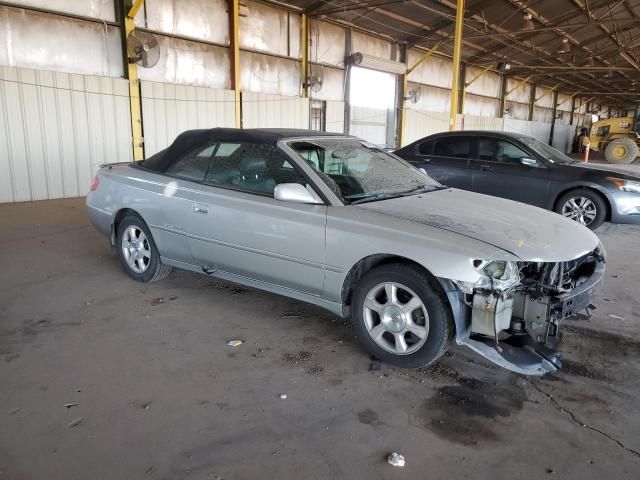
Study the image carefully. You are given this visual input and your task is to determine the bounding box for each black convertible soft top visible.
[139,128,349,172]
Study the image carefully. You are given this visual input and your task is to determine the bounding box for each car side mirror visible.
[520,157,538,167]
[274,183,323,205]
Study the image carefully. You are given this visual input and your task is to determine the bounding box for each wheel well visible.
[111,208,140,245]
[553,187,611,222]
[341,254,442,308]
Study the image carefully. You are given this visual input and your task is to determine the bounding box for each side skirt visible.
[160,257,344,317]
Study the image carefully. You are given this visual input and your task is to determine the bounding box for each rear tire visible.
[555,189,607,230]
[116,214,172,282]
[351,263,453,368]
[604,138,638,164]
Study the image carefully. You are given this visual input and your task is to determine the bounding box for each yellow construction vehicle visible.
[589,107,640,164]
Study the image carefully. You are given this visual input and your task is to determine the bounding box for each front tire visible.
[555,189,606,230]
[604,138,638,164]
[351,263,453,368]
[117,214,172,282]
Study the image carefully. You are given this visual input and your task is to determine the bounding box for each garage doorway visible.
[349,67,397,147]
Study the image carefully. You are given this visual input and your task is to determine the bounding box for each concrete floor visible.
[1,198,639,480]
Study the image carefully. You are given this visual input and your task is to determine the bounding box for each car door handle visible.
[193,204,208,214]
[480,165,492,172]
[421,157,431,163]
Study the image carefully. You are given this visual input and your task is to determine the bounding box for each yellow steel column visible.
[399,41,443,146]
[448,0,465,131]
[125,0,144,160]
[229,0,241,128]
[301,13,308,97]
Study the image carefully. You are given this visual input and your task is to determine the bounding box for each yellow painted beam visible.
[125,1,144,161]
[301,13,308,98]
[406,41,444,75]
[465,63,493,87]
[556,92,577,108]
[399,41,442,146]
[505,74,533,97]
[449,0,465,131]
[535,82,561,103]
[229,0,241,128]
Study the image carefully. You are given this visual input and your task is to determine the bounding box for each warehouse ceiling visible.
[282,0,640,106]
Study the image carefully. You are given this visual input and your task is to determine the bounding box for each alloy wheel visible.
[362,282,429,355]
[121,225,151,273]
[561,196,597,226]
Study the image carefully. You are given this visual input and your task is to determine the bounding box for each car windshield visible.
[519,137,575,164]
[288,138,442,203]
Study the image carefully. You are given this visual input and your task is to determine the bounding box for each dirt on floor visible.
[0,198,639,480]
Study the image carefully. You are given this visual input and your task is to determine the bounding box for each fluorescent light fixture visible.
[349,52,407,75]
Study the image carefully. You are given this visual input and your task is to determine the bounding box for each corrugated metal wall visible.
[552,124,573,153]
[0,66,131,202]
[404,110,449,145]
[350,106,389,145]
[325,100,345,134]
[503,118,552,144]
[140,80,236,157]
[241,92,309,129]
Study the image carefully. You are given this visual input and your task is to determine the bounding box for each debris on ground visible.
[9,408,20,415]
[227,340,243,347]
[369,361,382,372]
[607,314,624,320]
[64,403,78,409]
[279,393,287,399]
[387,452,405,467]
[67,417,83,428]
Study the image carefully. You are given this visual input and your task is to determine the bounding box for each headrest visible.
[240,157,266,174]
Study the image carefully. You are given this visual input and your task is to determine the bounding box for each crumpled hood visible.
[356,188,600,262]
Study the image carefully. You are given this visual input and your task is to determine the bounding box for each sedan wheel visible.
[351,263,452,368]
[561,196,597,226]
[116,214,172,282]
[363,282,429,355]
[121,225,151,273]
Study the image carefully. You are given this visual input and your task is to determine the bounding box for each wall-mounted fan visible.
[127,30,160,68]
[307,65,324,93]
[406,86,422,104]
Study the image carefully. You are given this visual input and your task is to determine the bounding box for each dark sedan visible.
[395,130,640,229]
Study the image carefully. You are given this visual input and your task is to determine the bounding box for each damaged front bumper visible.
[440,252,605,376]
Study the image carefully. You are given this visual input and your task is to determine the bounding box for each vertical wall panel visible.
[140,80,237,157]
[350,105,389,145]
[242,92,309,129]
[403,110,449,146]
[461,114,504,131]
[503,118,552,144]
[552,124,573,153]
[325,100,345,133]
[0,66,132,203]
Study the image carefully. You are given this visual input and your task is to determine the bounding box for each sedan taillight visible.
[90,176,100,191]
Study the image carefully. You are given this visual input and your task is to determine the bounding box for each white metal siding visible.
[0,66,131,203]
[503,118,552,144]
[552,124,573,153]
[242,92,309,129]
[140,80,236,157]
[350,105,388,145]
[403,109,449,146]
[325,100,345,133]
[461,114,504,131]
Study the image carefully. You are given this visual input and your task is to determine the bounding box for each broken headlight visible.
[474,260,521,291]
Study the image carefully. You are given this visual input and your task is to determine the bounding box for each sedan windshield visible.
[288,138,442,203]
[520,137,575,164]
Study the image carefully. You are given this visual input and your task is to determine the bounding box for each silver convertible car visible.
[87,128,605,375]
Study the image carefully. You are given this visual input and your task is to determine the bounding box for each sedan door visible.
[185,142,327,296]
[470,136,550,207]
[408,136,473,190]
